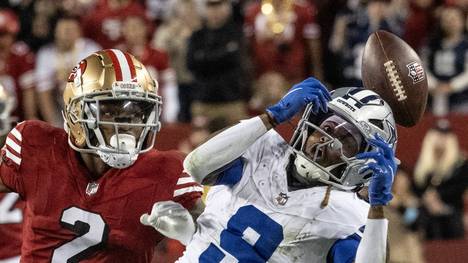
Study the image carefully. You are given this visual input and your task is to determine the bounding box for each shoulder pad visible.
[2,121,65,168]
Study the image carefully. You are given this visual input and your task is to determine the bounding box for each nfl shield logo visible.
[276,192,289,206]
[406,62,425,84]
[86,182,99,196]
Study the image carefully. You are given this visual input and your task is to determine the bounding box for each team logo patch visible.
[275,192,289,206]
[406,61,425,84]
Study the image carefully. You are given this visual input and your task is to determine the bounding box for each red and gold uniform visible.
[0,120,202,262]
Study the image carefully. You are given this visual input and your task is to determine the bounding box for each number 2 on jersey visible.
[51,207,109,263]
[200,205,283,263]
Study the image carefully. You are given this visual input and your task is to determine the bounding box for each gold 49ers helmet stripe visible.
[105,49,137,82]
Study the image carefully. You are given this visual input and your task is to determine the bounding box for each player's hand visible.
[266,77,331,124]
[140,201,195,245]
[356,134,397,206]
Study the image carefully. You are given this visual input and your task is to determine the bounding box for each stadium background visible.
[0,0,467,262]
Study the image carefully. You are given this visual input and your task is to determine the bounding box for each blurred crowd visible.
[0,0,466,127]
[386,119,468,263]
[0,0,467,262]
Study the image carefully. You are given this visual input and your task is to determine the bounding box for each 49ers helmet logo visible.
[67,60,87,84]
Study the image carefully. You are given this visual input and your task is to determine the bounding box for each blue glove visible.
[356,134,397,206]
[266,77,331,124]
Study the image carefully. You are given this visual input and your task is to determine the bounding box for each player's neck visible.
[79,152,111,180]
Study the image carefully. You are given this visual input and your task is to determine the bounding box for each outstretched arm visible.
[184,114,273,185]
[354,135,396,263]
[354,206,389,263]
[184,78,331,185]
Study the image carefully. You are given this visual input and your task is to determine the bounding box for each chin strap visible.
[97,134,139,169]
[97,150,138,169]
[293,152,345,183]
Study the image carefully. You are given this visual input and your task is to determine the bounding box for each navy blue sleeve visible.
[327,231,362,263]
[214,158,244,186]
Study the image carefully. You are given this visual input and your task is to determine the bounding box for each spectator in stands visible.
[413,120,468,240]
[178,116,228,154]
[145,0,175,23]
[248,71,288,115]
[423,5,468,116]
[244,0,323,83]
[388,167,424,263]
[82,0,146,48]
[329,0,404,87]
[187,0,249,125]
[0,9,37,121]
[20,0,57,51]
[403,0,436,52]
[121,15,179,123]
[60,0,98,17]
[35,16,101,126]
[154,0,201,123]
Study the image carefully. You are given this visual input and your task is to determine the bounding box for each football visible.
[361,30,428,127]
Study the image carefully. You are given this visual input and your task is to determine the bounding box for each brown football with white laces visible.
[361,30,428,127]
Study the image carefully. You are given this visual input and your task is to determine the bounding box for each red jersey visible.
[0,192,23,259]
[82,1,146,48]
[0,42,35,120]
[0,120,203,262]
[244,1,320,82]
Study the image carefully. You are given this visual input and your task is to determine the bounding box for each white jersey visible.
[178,130,369,263]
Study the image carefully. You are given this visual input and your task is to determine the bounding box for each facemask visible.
[293,153,345,185]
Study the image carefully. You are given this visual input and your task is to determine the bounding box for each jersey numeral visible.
[0,193,22,224]
[199,205,284,262]
[51,207,109,263]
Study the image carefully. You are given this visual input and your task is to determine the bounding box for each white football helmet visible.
[63,49,162,169]
[290,87,397,190]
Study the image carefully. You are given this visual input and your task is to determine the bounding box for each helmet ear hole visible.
[369,119,384,130]
[362,172,373,180]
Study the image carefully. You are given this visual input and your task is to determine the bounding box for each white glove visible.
[140,201,196,245]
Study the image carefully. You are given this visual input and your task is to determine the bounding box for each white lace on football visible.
[384,60,407,102]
